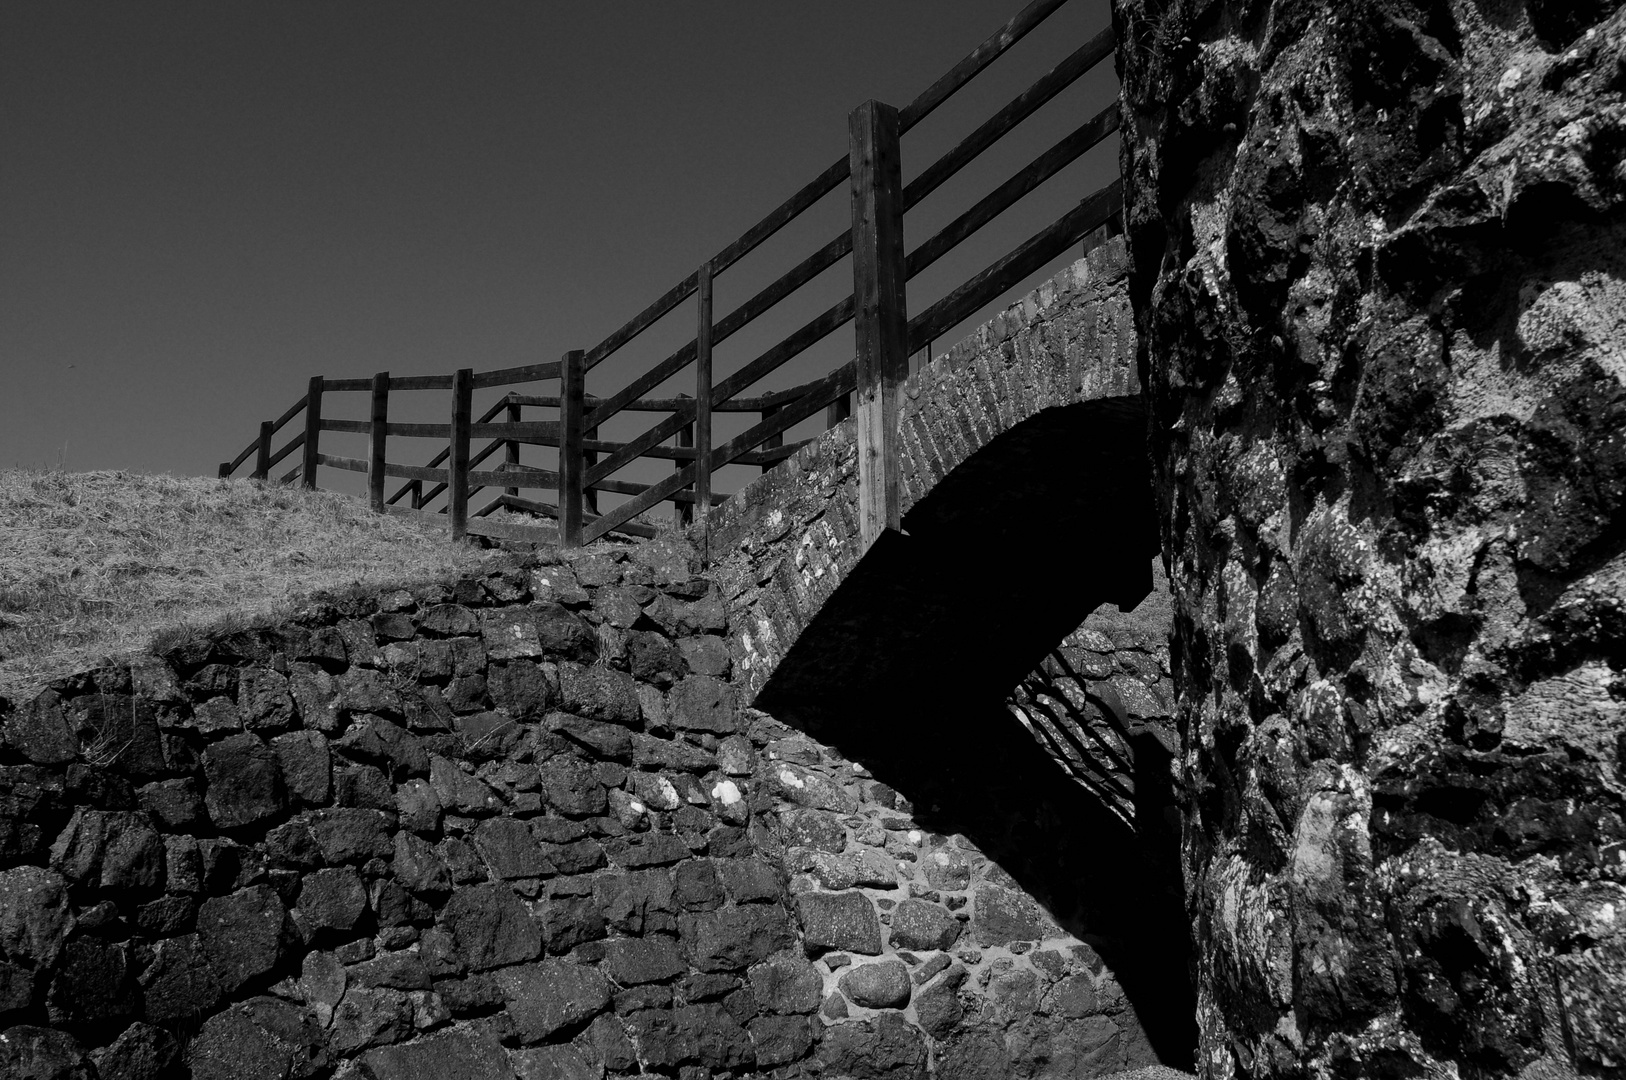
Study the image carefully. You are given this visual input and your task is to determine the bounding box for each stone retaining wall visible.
[0,542,1171,1079]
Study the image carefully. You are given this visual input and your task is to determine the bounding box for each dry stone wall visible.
[0,541,1173,1080]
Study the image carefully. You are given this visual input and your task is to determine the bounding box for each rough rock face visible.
[1117,0,1626,1076]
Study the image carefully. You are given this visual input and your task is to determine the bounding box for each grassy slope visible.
[0,470,504,703]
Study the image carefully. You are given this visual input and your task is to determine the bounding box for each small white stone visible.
[1498,66,1522,93]
[907,830,923,845]
[629,800,646,815]
[779,768,806,789]
[711,780,742,806]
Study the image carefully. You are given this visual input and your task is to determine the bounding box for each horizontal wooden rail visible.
[384,422,451,439]
[897,0,1069,133]
[322,379,373,392]
[907,103,1119,279]
[709,363,856,472]
[315,453,368,474]
[384,398,508,506]
[224,393,308,474]
[320,418,372,434]
[908,179,1122,351]
[388,374,456,391]
[473,361,562,389]
[466,464,558,489]
[266,431,305,471]
[381,462,449,483]
[902,26,1114,212]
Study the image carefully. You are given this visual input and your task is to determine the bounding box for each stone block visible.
[631,733,714,773]
[816,1013,927,1079]
[202,733,286,830]
[298,867,368,933]
[443,882,542,971]
[393,778,441,835]
[748,950,821,1014]
[889,900,962,952]
[473,817,551,879]
[749,1013,815,1067]
[537,758,608,817]
[188,997,328,1080]
[1,692,77,765]
[428,755,500,816]
[337,669,403,717]
[769,763,855,813]
[606,832,690,869]
[538,895,604,955]
[495,960,612,1044]
[623,1003,753,1070]
[359,1028,514,1080]
[91,1021,180,1080]
[238,668,295,733]
[417,603,478,637]
[487,660,554,720]
[605,937,687,986]
[532,603,597,661]
[915,979,964,1038]
[511,1044,601,1080]
[138,933,221,1023]
[270,731,331,808]
[392,830,450,894]
[480,608,544,659]
[330,985,413,1055]
[337,716,427,779]
[552,713,632,761]
[47,937,136,1029]
[796,891,882,956]
[197,885,294,994]
[680,906,796,972]
[972,884,1055,946]
[669,676,738,734]
[308,808,394,864]
[557,664,640,727]
[839,958,912,1009]
[0,1025,90,1080]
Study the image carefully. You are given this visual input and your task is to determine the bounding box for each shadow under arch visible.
[753,396,1196,1069]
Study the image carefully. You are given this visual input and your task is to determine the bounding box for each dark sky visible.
[2,2,1118,501]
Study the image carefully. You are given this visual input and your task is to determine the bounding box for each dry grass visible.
[0,470,504,704]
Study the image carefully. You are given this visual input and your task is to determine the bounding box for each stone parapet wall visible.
[704,240,1144,702]
[0,541,1171,1079]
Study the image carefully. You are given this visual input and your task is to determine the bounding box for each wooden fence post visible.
[449,368,473,541]
[253,421,273,481]
[504,397,521,499]
[759,405,781,473]
[695,260,713,539]
[409,480,423,510]
[369,371,389,512]
[558,350,585,547]
[849,99,908,546]
[301,376,324,490]
[675,413,695,529]
[584,423,600,515]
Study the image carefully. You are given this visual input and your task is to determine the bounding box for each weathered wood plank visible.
[253,421,274,480]
[850,99,909,545]
[384,374,455,391]
[226,392,308,474]
[449,368,473,541]
[695,261,713,529]
[583,462,694,544]
[381,462,449,483]
[557,350,585,547]
[469,420,560,441]
[369,371,389,512]
[466,465,559,489]
[320,419,372,434]
[906,103,1119,279]
[266,430,305,470]
[322,378,372,392]
[504,401,521,498]
[583,273,698,372]
[710,363,855,471]
[907,179,1122,351]
[902,28,1114,210]
[315,453,368,473]
[471,361,562,389]
[302,377,324,490]
[384,422,451,438]
[898,0,1071,132]
[464,517,564,544]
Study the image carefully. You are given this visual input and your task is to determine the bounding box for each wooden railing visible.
[221,0,1123,551]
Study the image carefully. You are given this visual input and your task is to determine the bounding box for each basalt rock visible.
[1117,0,1626,1074]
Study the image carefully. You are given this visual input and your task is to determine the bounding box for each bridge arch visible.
[706,239,1196,1070]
